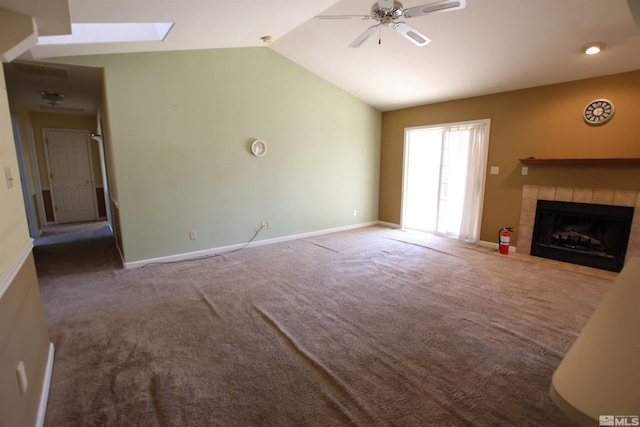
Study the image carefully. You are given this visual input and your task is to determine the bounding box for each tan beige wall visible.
[380,70,640,245]
[1,64,51,427]
[0,255,50,427]
[0,63,30,274]
[0,8,35,62]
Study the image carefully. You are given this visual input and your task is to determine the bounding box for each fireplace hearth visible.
[531,200,634,272]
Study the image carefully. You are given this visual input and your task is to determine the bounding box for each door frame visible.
[11,118,39,237]
[43,128,99,224]
[26,124,47,229]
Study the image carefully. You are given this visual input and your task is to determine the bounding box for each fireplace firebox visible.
[531,200,634,272]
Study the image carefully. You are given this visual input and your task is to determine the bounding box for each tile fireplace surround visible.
[516,185,640,263]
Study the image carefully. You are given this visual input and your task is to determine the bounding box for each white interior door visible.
[45,129,97,224]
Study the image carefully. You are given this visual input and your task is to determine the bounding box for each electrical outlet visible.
[490,166,499,175]
[189,230,197,240]
[16,361,28,394]
[353,209,357,216]
[261,221,272,229]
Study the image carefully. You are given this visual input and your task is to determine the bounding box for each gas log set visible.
[551,225,604,254]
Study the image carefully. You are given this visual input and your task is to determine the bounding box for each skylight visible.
[37,23,174,45]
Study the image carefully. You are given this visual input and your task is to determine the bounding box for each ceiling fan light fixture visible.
[584,42,606,55]
[40,91,64,105]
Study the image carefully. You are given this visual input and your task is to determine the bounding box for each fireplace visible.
[516,186,640,273]
[530,200,634,272]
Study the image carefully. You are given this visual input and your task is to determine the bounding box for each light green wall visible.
[60,47,381,263]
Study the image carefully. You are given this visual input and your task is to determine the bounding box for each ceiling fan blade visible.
[315,14,373,20]
[403,0,467,18]
[393,22,431,46]
[349,25,379,48]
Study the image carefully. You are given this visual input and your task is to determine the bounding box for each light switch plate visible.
[490,166,499,175]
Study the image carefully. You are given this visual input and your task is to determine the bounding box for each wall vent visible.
[12,62,71,80]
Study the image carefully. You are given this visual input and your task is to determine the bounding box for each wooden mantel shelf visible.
[518,157,640,166]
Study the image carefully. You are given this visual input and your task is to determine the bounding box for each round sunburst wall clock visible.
[583,99,615,126]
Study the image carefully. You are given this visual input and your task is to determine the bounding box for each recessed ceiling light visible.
[584,42,606,55]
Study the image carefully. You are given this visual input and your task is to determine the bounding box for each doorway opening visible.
[4,61,114,241]
[402,120,490,242]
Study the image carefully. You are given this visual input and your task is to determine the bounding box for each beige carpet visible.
[34,226,613,426]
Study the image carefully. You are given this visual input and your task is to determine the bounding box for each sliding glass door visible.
[402,120,490,242]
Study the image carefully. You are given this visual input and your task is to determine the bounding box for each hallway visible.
[33,221,120,277]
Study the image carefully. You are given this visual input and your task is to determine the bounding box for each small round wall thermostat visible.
[583,99,614,126]
[251,139,267,157]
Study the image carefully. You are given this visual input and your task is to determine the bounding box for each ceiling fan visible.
[316,0,466,48]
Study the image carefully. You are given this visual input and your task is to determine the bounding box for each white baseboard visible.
[124,221,381,269]
[36,343,55,427]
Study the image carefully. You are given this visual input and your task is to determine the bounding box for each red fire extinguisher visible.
[498,227,514,254]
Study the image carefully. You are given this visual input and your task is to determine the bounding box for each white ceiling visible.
[2,0,640,113]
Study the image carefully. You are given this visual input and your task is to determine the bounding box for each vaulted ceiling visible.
[2,0,640,114]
